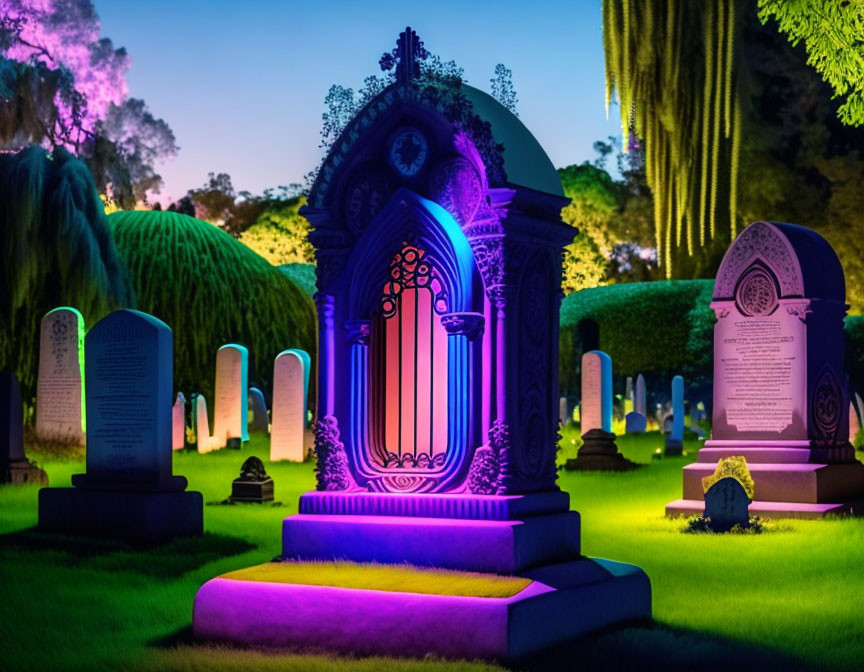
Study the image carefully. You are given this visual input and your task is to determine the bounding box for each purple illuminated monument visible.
[193,28,650,661]
[667,221,864,518]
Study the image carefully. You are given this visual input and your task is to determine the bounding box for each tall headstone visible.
[624,376,634,415]
[270,350,306,462]
[190,393,213,453]
[248,387,269,433]
[558,397,568,426]
[36,307,85,445]
[2,372,48,485]
[172,392,186,451]
[567,351,637,471]
[212,344,249,446]
[39,309,203,542]
[667,221,864,518]
[666,375,684,456]
[635,374,647,416]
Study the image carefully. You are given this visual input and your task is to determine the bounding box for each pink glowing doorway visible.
[370,244,449,469]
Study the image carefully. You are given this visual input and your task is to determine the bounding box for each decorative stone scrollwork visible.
[429,157,484,227]
[715,222,803,299]
[441,312,485,341]
[812,367,842,445]
[487,420,511,494]
[735,266,779,317]
[343,320,371,346]
[470,236,507,306]
[381,243,449,317]
[786,302,812,321]
[467,446,500,495]
[344,170,392,237]
[314,416,353,491]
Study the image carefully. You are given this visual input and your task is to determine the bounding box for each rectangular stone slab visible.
[193,557,651,662]
[282,512,581,573]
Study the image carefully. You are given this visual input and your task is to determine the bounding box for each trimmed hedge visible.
[109,211,316,405]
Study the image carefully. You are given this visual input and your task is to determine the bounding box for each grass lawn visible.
[1,430,863,671]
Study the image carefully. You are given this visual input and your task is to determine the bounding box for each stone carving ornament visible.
[714,222,803,299]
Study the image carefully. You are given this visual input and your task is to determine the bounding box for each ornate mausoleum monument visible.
[667,221,864,518]
[194,29,650,660]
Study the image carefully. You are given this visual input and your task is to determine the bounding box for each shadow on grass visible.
[518,620,816,672]
[0,528,255,578]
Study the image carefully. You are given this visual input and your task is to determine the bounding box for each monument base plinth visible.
[566,429,639,471]
[193,557,651,662]
[3,459,48,485]
[38,488,203,543]
[230,478,274,503]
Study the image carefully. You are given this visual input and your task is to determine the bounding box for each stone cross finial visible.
[380,26,427,83]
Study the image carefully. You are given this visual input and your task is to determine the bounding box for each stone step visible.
[682,461,864,503]
[282,512,581,574]
[695,446,814,464]
[666,498,856,520]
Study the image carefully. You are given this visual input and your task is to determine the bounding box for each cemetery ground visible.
[1,432,862,672]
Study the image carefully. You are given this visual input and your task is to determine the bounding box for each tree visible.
[238,195,314,266]
[757,0,864,127]
[0,0,177,205]
[490,63,518,116]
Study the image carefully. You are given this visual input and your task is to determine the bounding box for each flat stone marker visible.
[229,456,274,503]
[635,374,646,416]
[666,375,684,456]
[36,307,85,445]
[248,387,269,432]
[271,350,306,462]
[625,411,647,434]
[172,392,186,451]
[703,477,751,532]
[39,309,202,542]
[213,344,249,446]
[2,372,48,485]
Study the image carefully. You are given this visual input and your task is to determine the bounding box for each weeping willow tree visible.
[109,210,316,406]
[0,146,134,417]
[603,0,742,277]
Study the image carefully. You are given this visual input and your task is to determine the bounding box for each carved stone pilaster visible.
[441,312,484,341]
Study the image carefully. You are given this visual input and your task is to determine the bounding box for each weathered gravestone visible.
[38,309,203,542]
[213,344,249,447]
[665,375,685,456]
[703,478,751,532]
[2,372,48,485]
[172,392,186,451]
[189,393,213,453]
[667,221,864,518]
[625,411,647,434]
[248,387,269,432]
[567,351,637,470]
[36,307,85,445]
[635,374,647,416]
[624,376,634,415]
[559,397,568,426]
[270,350,307,462]
[229,456,274,503]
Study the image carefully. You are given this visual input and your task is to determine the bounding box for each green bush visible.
[109,211,316,405]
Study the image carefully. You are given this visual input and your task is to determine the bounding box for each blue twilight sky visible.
[96,0,622,203]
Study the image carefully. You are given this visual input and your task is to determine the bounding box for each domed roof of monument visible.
[459,84,564,197]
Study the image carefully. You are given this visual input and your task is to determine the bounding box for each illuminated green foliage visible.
[109,210,316,403]
[758,0,864,127]
[238,195,314,266]
[0,146,132,414]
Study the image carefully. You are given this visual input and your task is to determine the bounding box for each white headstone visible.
[212,344,249,446]
[172,392,186,451]
[248,387,269,432]
[36,307,85,445]
[580,351,612,434]
[191,393,214,454]
[270,350,306,462]
[74,309,183,490]
[635,374,647,416]
[559,397,568,426]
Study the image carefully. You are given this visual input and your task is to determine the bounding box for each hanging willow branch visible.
[603,0,741,276]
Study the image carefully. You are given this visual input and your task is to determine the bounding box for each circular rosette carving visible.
[344,169,392,237]
[812,367,842,443]
[735,266,779,317]
[429,157,484,227]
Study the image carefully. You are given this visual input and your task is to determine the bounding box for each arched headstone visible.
[270,351,306,462]
[248,387,269,433]
[36,307,85,445]
[172,392,186,451]
[2,372,48,484]
[213,344,249,446]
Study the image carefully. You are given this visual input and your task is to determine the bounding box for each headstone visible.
[172,392,186,451]
[39,309,203,542]
[666,375,684,456]
[635,374,647,416]
[271,350,306,462]
[248,387,269,432]
[624,377,634,415]
[2,372,48,485]
[190,393,213,453]
[229,456,274,503]
[850,401,860,443]
[625,411,647,434]
[703,477,751,532]
[567,351,637,471]
[558,397,568,426]
[36,307,85,445]
[212,344,249,446]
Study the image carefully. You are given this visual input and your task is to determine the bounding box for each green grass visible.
[1,430,863,671]
[221,561,531,597]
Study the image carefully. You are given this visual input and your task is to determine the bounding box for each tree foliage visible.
[757,0,864,127]
[490,63,518,116]
[0,145,133,412]
[109,210,317,405]
[238,195,314,266]
[0,0,177,206]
